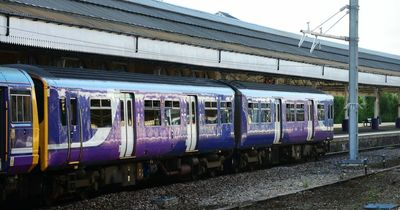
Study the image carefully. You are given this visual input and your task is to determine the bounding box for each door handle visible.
[23,129,26,135]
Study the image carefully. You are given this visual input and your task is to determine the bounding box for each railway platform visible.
[334,122,397,135]
[331,122,400,153]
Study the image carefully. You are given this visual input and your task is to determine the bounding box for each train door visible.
[273,99,282,144]
[306,100,315,141]
[64,92,82,164]
[186,96,198,152]
[8,89,34,159]
[0,88,7,172]
[119,93,135,158]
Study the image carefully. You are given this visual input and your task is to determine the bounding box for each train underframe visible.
[0,140,330,203]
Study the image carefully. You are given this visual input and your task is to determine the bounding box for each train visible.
[0,64,334,200]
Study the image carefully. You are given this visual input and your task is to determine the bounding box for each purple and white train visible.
[0,64,333,199]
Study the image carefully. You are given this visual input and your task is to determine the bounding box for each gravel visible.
[250,169,400,209]
[41,147,400,210]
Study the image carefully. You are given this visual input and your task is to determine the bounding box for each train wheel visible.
[190,166,200,181]
[209,169,217,178]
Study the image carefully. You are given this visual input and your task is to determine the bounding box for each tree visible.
[334,96,345,124]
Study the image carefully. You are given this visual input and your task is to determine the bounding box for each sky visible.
[163,0,400,56]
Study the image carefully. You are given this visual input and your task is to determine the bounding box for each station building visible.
[1,0,400,126]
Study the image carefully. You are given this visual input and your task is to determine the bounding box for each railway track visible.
[224,145,400,210]
[244,162,400,209]
[20,140,398,210]
[327,143,400,156]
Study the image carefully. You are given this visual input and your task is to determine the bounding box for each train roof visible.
[4,64,228,88]
[2,65,331,97]
[227,81,327,95]
[0,67,33,86]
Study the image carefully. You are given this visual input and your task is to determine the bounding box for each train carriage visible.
[4,65,236,171]
[227,81,334,166]
[0,64,334,200]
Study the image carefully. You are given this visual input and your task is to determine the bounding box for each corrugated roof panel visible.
[11,0,299,47]
[3,0,400,72]
[82,0,301,45]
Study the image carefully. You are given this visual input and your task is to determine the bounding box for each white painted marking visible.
[334,130,400,139]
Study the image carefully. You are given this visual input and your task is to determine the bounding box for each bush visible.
[333,93,398,123]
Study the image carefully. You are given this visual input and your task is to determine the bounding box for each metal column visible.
[348,0,359,161]
[342,85,350,132]
[373,88,380,119]
[372,88,380,130]
[396,94,400,128]
[345,85,349,120]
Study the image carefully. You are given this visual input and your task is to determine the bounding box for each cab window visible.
[10,90,32,123]
[317,104,325,121]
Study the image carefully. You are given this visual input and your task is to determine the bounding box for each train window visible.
[59,98,67,126]
[286,103,295,122]
[165,100,181,125]
[296,104,305,121]
[187,101,196,124]
[70,98,78,126]
[144,100,161,126]
[91,99,101,107]
[120,100,125,126]
[327,104,330,119]
[221,101,232,124]
[205,101,218,124]
[10,90,32,123]
[276,103,281,122]
[127,101,132,126]
[90,99,112,128]
[260,103,271,123]
[248,102,258,124]
[102,99,111,107]
[317,104,325,121]
[328,104,334,119]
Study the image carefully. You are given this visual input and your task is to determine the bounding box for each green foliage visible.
[358,96,374,122]
[380,93,398,122]
[333,93,398,123]
[334,96,345,124]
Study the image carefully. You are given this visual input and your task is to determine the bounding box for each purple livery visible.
[0,65,334,200]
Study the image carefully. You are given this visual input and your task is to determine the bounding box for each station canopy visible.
[1,0,400,73]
